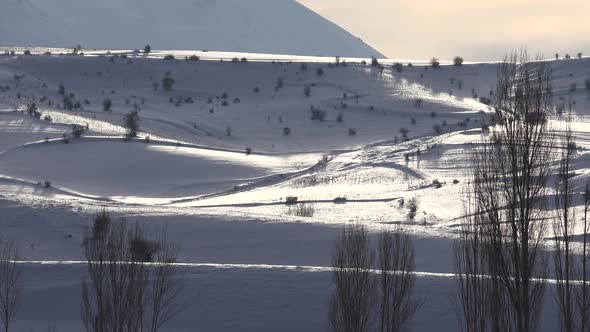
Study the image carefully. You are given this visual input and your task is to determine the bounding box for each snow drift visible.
[0,0,384,58]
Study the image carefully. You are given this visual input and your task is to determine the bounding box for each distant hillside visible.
[0,0,384,58]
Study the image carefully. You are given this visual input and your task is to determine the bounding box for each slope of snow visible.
[0,51,589,331]
[0,0,383,58]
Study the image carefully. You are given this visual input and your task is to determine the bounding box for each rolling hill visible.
[0,0,384,57]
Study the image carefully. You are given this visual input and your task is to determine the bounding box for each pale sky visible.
[297,0,590,61]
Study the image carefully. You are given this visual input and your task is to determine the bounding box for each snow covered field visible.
[0,48,589,330]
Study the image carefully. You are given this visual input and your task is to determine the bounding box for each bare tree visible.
[465,50,554,332]
[147,228,183,332]
[552,114,577,332]
[0,239,22,332]
[124,111,140,138]
[81,212,182,332]
[454,193,490,332]
[378,226,419,332]
[45,321,57,332]
[454,190,509,332]
[329,223,376,332]
[578,183,590,332]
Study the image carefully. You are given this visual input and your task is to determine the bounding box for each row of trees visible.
[329,224,419,332]
[0,211,184,332]
[81,211,182,332]
[454,50,589,332]
[328,50,586,332]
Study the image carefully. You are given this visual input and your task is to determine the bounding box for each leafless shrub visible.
[310,106,327,122]
[407,198,418,220]
[304,85,311,97]
[399,127,409,138]
[333,197,348,204]
[430,58,440,69]
[287,203,315,217]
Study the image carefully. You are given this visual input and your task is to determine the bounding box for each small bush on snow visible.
[310,106,326,122]
[124,110,140,138]
[432,179,442,188]
[430,57,440,69]
[400,127,409,138]
[407,198,419,220]
[287,203,315,218]
[333,197,347,204]
[161,76,175,91]
[103,99,112,112]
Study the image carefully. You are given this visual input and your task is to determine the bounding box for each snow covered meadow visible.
[0,47,589,331]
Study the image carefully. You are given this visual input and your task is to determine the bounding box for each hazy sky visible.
[297,0,590,61]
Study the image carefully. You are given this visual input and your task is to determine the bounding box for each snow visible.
[0,49,589,330]
[0,0,383,58]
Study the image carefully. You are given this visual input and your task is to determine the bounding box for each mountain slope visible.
[0,0,384,58]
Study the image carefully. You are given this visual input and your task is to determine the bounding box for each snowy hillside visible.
[0,0,383,58]
[0,49,589,331]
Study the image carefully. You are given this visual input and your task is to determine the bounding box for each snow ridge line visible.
[10,260,455,278]
[9,260,569,284]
